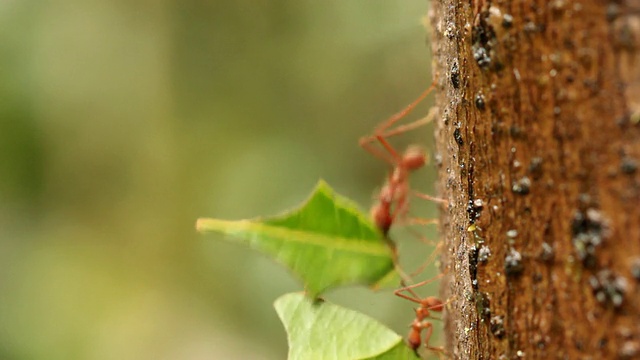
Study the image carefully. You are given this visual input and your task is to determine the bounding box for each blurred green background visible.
[0,1,442,359]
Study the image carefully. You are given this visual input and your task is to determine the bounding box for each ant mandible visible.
[359,81,446,236]
[395,276,447,357]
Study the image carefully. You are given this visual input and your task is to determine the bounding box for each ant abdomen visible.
[408,319,423,351]
[371,202,392,235]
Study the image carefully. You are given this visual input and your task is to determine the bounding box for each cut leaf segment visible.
[197,180,397,297]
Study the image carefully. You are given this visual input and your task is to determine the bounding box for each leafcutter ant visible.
[395,275,449,358]
[359,82,447,281]
[359,81,446,236]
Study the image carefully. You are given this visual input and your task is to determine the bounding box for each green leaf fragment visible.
[274,292,418,360]
[197,180,396,297]
[361,342,420,360]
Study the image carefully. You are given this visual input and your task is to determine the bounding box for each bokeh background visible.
[0,1,442,359]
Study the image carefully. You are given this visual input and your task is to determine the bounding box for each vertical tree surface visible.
[430,1,640,359]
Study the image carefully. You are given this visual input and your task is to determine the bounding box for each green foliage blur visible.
[0,1,440,359]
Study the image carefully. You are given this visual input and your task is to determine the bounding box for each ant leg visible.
[359,82,436,163]
[422,322,435,349]
[363,106,438,169]
[359,138,398,165]
[379,105,439,140]
[359,131,413,173]
[401,223,439,247]
[422,322,446,359]
[405,217,439,227]
[394,273,444,304]
[384,238,415,285]
[413,191,448,206]
[408,240,444,277]
[390,211,439,246]
[359,126,404,167]
[378,215,441,277]
[375,82,436,135]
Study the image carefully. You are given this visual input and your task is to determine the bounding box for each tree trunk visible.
[430,1,640,359]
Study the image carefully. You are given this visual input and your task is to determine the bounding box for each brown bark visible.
[430,1,640,359]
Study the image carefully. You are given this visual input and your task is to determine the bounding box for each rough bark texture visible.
[430,1,640,359]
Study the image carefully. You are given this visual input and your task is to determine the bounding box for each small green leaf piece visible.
[274,292,418,360]
[196,180,395,297]
[361,342,421,360]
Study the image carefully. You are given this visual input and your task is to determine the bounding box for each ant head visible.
[402,145,427,171]
[423,296,444,312]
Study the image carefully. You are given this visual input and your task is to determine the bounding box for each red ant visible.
[360,83,450,356]
[359,82,447,281]
[395,275,449,358]
[359,81,447,236]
